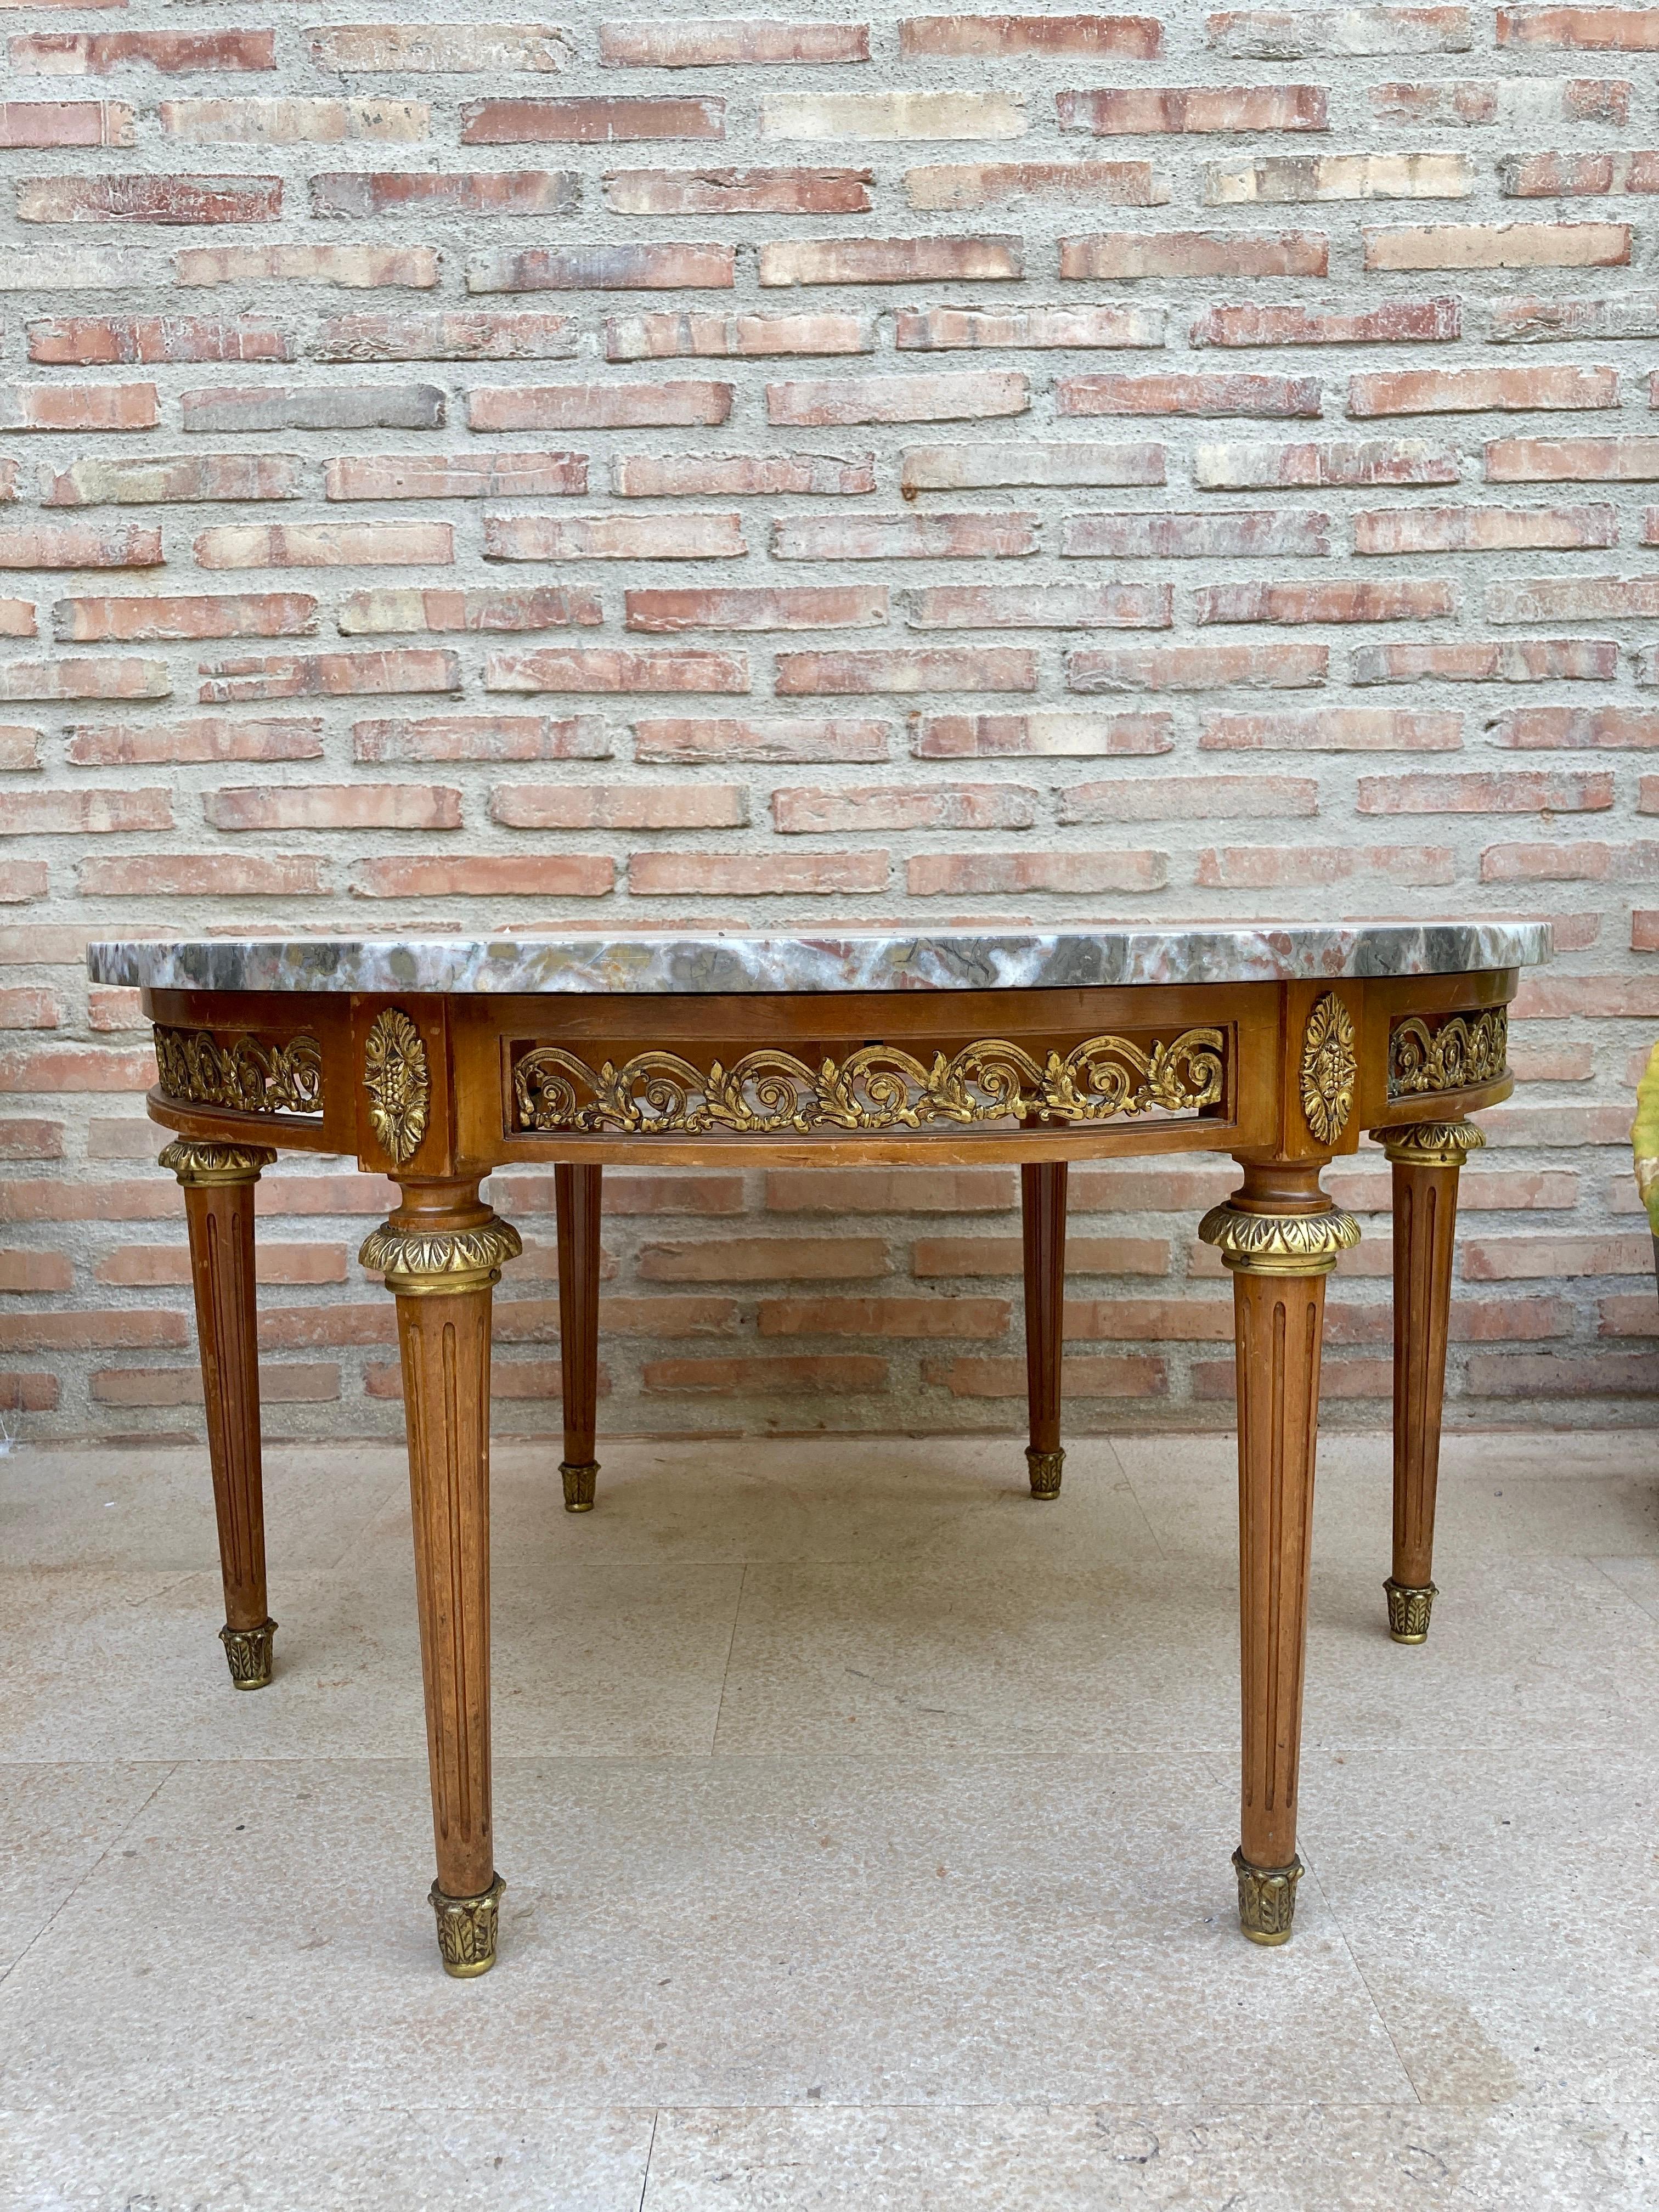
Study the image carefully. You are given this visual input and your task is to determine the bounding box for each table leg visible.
[1201,1164,1359,1944]
[162,1140,279,1690]
[1379,1121,1483,1645]
[1021,1160,1068,1498]
[556,1163,602,1513]
[362,1181,522,1977]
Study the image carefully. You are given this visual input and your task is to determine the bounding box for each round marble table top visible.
[89,921,1551,998]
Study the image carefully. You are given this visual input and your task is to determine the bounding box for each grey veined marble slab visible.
[87,921,1550,997]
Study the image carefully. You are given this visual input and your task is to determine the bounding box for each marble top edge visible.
[88,922,1552,996]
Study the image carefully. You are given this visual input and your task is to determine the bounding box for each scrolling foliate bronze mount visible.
[153,1026,323,1117]
[1387,1007,1508,1099]
[511,1028,1227,1137]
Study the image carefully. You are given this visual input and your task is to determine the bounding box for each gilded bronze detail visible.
[1388,1007,1508,1099]
[1378,1120,1487,1169]
[1299,992,1357,1147]
[220,1617,277,1690]
[513,1028,1226,1137]
[360,1216,522,1297]
[430,1872,504,1978]
[160,1138,278,1187]
[1199,1201,1361,1277]
[561,1459,599,1513]
[154,1026,322,1116]
[364,1007,430,1166]
[1233,1849,1302,1945]
[1026,1446,1064,1500]
[1385,1578,1436,1644]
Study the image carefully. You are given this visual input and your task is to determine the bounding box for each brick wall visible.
[1,3,1656,1438]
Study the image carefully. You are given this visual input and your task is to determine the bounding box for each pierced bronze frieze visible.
[511,1029,1227,1136]
[1387,1008,1508,1099]
[153,1025,323,1116]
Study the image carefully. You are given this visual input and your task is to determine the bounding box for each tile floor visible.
[1,1427,1657,2209]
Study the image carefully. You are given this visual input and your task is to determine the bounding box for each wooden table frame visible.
[134,963,1515,1975]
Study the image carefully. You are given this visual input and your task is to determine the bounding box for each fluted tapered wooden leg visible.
[1022,1160,1068,1498]
[1380,1121,1482,1644]
[362,1181,521,1977]
[165,1140,278,1690]
[556,1162,602,1513]
[1201,1164,1359,1945]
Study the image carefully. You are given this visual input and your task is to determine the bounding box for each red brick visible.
[16,174,280,224]
[0,784,171,837]
[1060,230,1328,278]
[1365,221,1630,268]
[629,853,889,896]
[1497,5,1659,47]
[1483,841,1659,882]
[0,729,43,774]
[350,856,614,899]
[0,1374,57,1413]
[1350,364,1619,413]
[1355,502,1615,551]
[904,14,1161,55]
[79,853,327,897]
[1196,844,1455,887]
[1191,298,1461,345]
[1488,706,1659,747]
[0,658,169,703]
[1490,575,1659,621]
[772,512,1037,560]
[180,383,443,432]
[759,236,1023,285]
[1486,435,1659,480]
[0,989,60,1031]
[766,371,1028,425]
[312,310,577,362]
[605,311,870,359]
[627,586,886,632]
[1353,639,1617,682]
[895,304,1164,352]
[0,1310,187,1351]
[42,455,301,506]
[313,171,579,220]
[1058,85,1327,131]
[198,651,460,702]
[1058,370,1321,416]
[904,161,1165,210]
[1063,510,1330,556]
[353,713,609,763]
[633,716,891,764]
[483,512,744,561]
[0,1122,62,1160]
[0,101,134,149]
[904,583,1171,628]
[601,21,871,64]
[772,783,1035,832]
[10,33,275,76]
[0,1249,72,1290]
[0,1045,154,1094]
[613,453,876,496]
[0,523,161,571]
[776,648,1037,693]
[1061,772,1317,821]
[642,1353,888,1395]
[1069,641,1328,690]
[461,98,724,143]
[769,1168,1016,1214]
[1464,1233,1650,1280]
[491,783,747,830]
[1195,579,1455,623]
[759,1295,1009,1339]
[467,380,732,430]
[912,1232,1167,1272]
[913,709,1173,756]
[194,522,453,570]
[469,242,735,292]
[1359,768,1611,812]
[0,384,157,433]
[54,594,315,643]
[0,605,36,641]
[485,648,749,694]
[203,783,459,833]
[924,1352,1166,1398]
[907,849,1167,894]
[1201,707,1460,749]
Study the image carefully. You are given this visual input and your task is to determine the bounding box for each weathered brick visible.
[907,851,1167,894]
[313,311,577,362]
[1195,843,1455,885]
[1485,435,1659,480]
[761,92,1025,139]
[629,853,890,896]
[1489,576,1659,621]
[175,247,438,290]
[315,171,579,221]
[1496,5,1659,48]
[905,583,1170,629]
[602,22,871,66]
[198,650,459,702]
[1062,510,1330,556]
[1489,706,1659,747]
[461,97,723,143]
[468,380,732,430]
[492,782,745,830]
[1483,840,1659,881]
[0,384,157,433]
[772,512,1037,561]
[0,101,134,149]
[77,854,327,898]
[1365,221,1630,268]
[1358,768,1612,811]
[469,243,735,292]
[606,311,870,360]
[634,716,890,764]
[605,170,872,216]
[66,716,322,766]
[194,522,453,569]
[626,586,887,632]
[42,455,301,507]
[28,316,292,366]
[482,513,744,561]
[336,587,603,636]
[1191,298,1460,345]
[1492,294,1659,343]
[896,305,1163,352]
[1207,153,1472,202]
[1209,9,1475,57]
[772,783,1036,832]
[10,33,275,76]
[612,453,876,496]
[353,714,610,763]
[308,25,571,72]
[1350,364,1619,413]
[0,523,162,569]
[1194,437,1458,488]
[0,659,169,703]
[0,789,171,834]
[1061,772,1318,821]
[1201,706,1459,749]
[204,783,460,833]
[1354,503,1615,551]
[902,14,1161,55]
[352,856,613,899]
[485,647,749,694]
[1058,370,1322,416]
[16,174,281,225]
[159,98,431,144]
[1069,641,1329,690]
[776,648,1037,693]
[324,452,586,501]
[904,161,1165,210]
[1198,579,1455,622]
[768,373,1029,426]
[54,592,316,642]
[913,709,1173,756]
[759,237,1023,286]
[1060,230,1328,278]
[1353,639,1616,682]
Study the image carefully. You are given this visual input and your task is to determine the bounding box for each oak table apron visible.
[87,922,1548,1978]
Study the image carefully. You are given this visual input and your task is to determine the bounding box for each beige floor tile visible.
[0,1754,1410,2112]
[0,2097,653,2212]
[641,2099,1658,2212]
[1306,1749,1659,2110]
[0,1762,173,1973]
[0,1442,405,1573]
[0,1561,742,1761]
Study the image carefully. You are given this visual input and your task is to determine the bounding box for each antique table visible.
[87,921,1548,1976]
